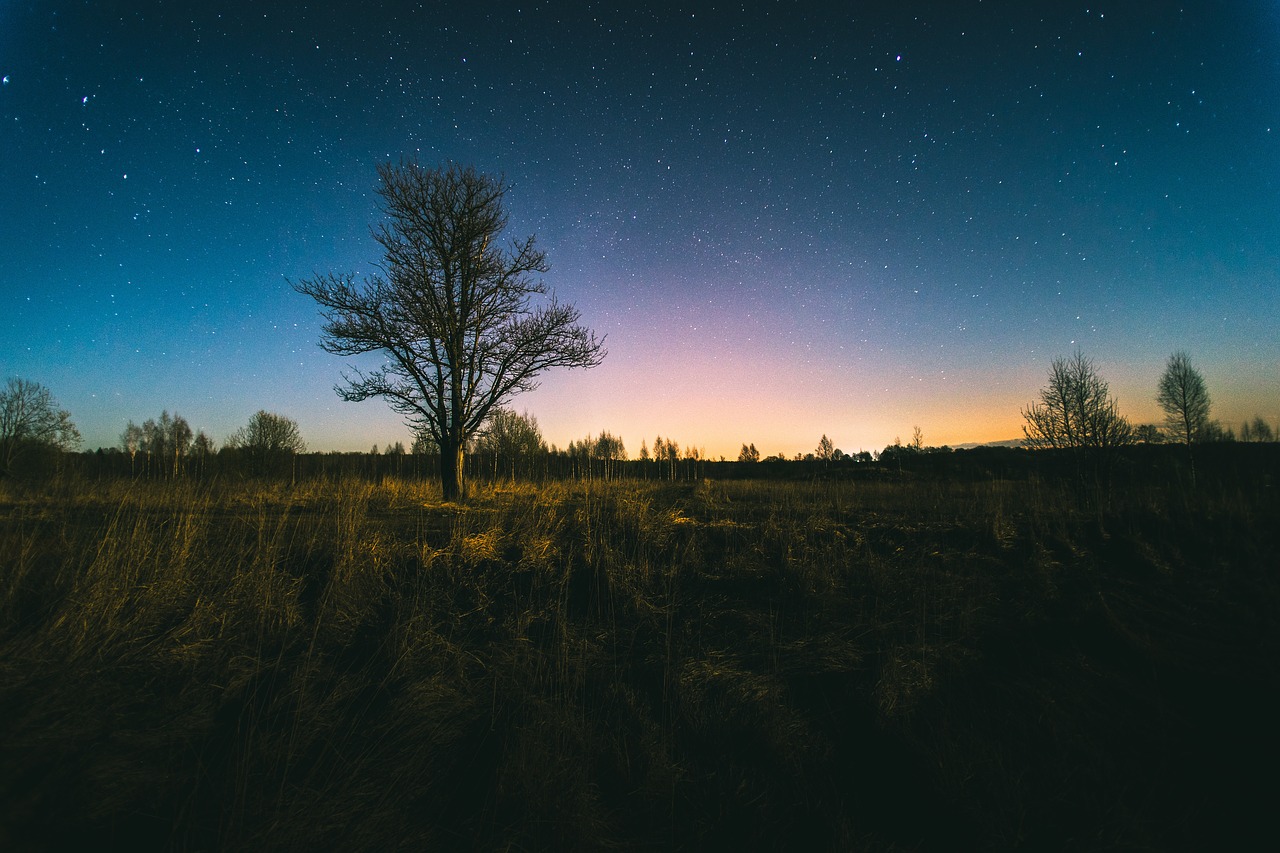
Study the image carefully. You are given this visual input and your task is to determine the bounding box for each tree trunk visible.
[440,442,466,501]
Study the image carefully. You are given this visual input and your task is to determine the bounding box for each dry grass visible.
[1,469,1277,850]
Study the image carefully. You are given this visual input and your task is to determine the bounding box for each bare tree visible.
[228,410,305,474]
[475,408,546,458]
[192,431,216,456]
[411,429,439,456]
[1133,424,1163,444]
[1156,351,1211,447]
[567,430,627,480]
[145,411,193,477]
[294,162,605,500]
[1022,351,1133,451]
[663,438,680,480]
[816,434,835,461]
[1196,420,1234,443]
[167,414,193,476]
[129,411,194,478]
[191,430,216,477]
[593,430,627,481]
[0,378,81,476]
[474,408,546,480]
[140,416,165,477]
[1240,416,1274,443]
[121,421,145,475]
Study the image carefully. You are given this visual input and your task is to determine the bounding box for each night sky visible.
[3,1,1278,458]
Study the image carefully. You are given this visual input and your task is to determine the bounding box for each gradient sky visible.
[3,1,1278,459]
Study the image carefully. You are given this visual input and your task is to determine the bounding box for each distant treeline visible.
[64,442,1280,492]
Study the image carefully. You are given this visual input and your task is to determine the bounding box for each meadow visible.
[1,457,1276,850]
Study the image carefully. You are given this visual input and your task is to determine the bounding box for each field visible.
[1,462,1277,850]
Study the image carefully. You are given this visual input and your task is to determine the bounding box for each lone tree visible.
[0,377,81,476]
[1156,351,1211,447]
[1022,351,1133,451]
[295,162,605,500]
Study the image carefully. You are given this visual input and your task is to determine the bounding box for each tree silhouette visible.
[1021,351,1133,451]
[1134,424,1163,444]
[1156,351,1211,447]
[165,414,193,476]
[664,438,680,479]
[190,430,216,477]
[475,408,546,458]
[121,421,145,475]
[1155,351,1212,484]
[228,410,305,474]
[593,430,627,481]
[1240,416,1274,443]
[738,443,760,463]
[294,162,605,500]
[816,435,835,461]
[474,408,545,480]
[1196,420,1235,443]
[135,411,193,477]
[0,378,81,476]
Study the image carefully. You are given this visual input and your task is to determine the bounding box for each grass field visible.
[1,468,1277,850]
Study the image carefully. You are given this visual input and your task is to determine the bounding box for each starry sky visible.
[3,1,1278,458]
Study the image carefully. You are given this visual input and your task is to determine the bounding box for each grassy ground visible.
[1,472,1276,850]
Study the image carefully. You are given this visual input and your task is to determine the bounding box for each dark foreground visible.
[1,470,1276,850]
